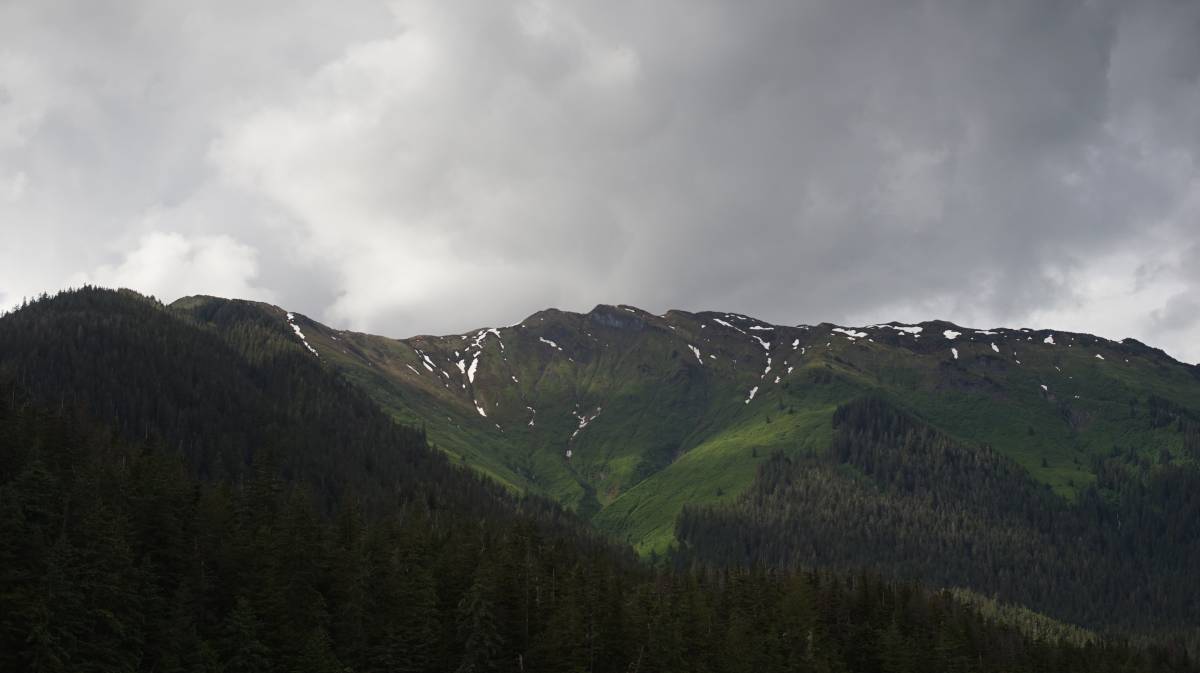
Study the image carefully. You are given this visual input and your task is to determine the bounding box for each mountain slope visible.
[677,395,1200,632]
[184,298,1199,552]
[7,386,1184,672]
[0,288,585,526]
[10,288,1193,671]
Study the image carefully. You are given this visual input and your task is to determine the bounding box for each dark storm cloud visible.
[2,0,1198,361]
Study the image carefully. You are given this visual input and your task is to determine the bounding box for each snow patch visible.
[832,327,868,339]
[467,358,479,383]
[880,324,923,335]
[688,344,703,363]
[470,327,503,351]
[285,313,319,357]
[570,407,602,440]
[1044,334,1056,345]
[991,343,1000,353]
[1095,354,1105,360]
[712,318,746,334]
[475,401,488,417]
[744,386,759,404]
[538,336,562,350]
[943,330,961,340]
[951,348,959,360]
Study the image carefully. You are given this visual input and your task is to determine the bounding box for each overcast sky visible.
[2,1,1198,362]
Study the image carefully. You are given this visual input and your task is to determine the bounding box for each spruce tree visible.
[455,561,503,673]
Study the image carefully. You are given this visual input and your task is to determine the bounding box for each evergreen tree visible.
[455,560,503,673]
[221,598,271,673]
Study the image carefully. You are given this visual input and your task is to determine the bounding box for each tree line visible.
[3,389,1195,672]
[676,395,1200,641]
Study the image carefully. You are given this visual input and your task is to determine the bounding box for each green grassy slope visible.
[171,297,1200,553]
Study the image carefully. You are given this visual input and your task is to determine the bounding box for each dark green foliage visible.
[0,288,424,511]
[9,390,1191,672]
[0,288,577,525]
[676,396,1200,634]
[1,288,1196,672]
[455,559,503,673]
[1186,421,1200,460]
[221,598,271,673]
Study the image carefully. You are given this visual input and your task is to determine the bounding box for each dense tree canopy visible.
[1,289,1196,672]
[676,396,1200,638]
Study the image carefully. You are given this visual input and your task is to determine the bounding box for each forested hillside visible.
[169,292,1200,638]
[2,288,1198,670]
[676,396,1200,635]
[2,384,1194,672]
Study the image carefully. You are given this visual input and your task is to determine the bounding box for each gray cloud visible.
[2,0,1199,362]
[1152,293,1200,333]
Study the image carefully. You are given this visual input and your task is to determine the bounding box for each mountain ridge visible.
[4,287,1198,644]
[173,294,1200,557]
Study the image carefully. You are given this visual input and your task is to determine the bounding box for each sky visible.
[2,1,1198,363]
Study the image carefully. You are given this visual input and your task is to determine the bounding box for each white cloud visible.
[1,171,26,202]
[1023,245,1197,363]
[0,53,61,151]
[208,2,646,328]
[73,231,274,304]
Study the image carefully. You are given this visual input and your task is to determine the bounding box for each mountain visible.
[0,287,499,520]
[179,298,1200,556]
[8,288,1193,671]
[167,296,1200,636]
[676,395,1200,632]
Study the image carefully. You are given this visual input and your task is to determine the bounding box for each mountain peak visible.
[587,304,650,330]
